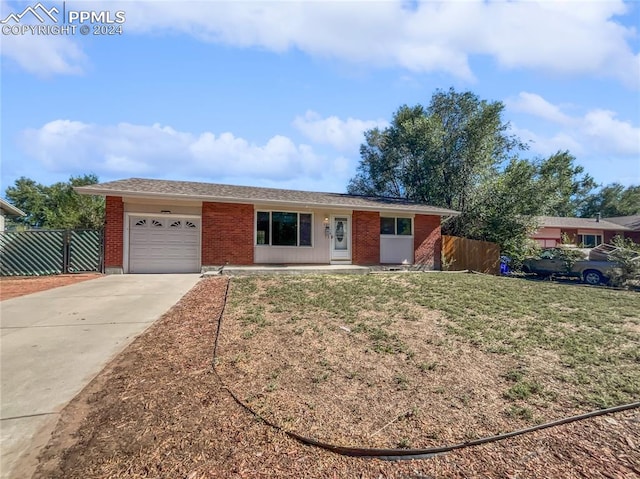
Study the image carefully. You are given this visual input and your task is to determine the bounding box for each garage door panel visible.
[128,216,201,273]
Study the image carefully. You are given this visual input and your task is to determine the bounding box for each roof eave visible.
[0,199,26,217]
[75,187,460,217]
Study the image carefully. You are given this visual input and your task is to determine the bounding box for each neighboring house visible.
[604,216,640,243]
[76,178,459,274]
[0,198,25,231]
[531,215,638,248]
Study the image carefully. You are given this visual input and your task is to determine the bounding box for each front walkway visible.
[215,265,371,276]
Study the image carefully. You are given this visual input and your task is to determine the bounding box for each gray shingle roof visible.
[536,215,630,231]
[76,178,460,216]
[604,215,640,231]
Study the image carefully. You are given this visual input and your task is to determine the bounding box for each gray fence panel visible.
[0,230,65,276]
[0,229,103,276]
[69,230,102,272]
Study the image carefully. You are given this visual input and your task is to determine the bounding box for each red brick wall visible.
[104,196,124,269]
[624,231,640,244]
[202,202,254,265]
[414,215,442,270]
[560,229,578,244]
[604,230,620,244]
[352,210,380,265]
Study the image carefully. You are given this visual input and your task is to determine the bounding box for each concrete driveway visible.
[0,274,201,479]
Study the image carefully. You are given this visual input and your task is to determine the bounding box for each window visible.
[256,211,312,246]
[578,234,602,248]
[256,212,270,245]
[272,212,297,246]
[380,217,412,236]
[397,218,412,236]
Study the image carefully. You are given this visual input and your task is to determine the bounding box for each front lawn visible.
[218,273,640,449]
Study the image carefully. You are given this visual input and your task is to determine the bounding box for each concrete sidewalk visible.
[218,264,371,276]
[0,274,201,479]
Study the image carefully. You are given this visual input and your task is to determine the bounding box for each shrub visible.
[554,247,586,273]
[607,236,640,288]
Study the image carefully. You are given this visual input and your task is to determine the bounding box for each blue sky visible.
[1,0,639,197]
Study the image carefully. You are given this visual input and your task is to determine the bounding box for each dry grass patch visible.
[217,273,640,450]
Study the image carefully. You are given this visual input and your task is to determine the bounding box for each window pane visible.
[272,212,297,246]
[299,213,312,246]
[579,234,603,248]
[256,212,270,245]
[380,217,395,235]
[397,218,412,235]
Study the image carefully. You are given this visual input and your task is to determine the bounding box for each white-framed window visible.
[256,211,313,247]
[577,234,602,248]
[380,217,413,236]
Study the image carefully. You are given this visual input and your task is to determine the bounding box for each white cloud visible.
[19,120,334,182]
[0,26,86,76]
[5,1,636,83]
[505,93,640,185]
[507,93,640,171]
[583,109,640,156]
[103,0,639,86]
[292,111,388,151]
[475,1,639,87]
[506,93,573,126]
[0,0,87,76]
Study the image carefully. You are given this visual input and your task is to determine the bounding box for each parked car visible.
[522,247,618,285]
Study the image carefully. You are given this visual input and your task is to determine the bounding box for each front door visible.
[330,215,351,262]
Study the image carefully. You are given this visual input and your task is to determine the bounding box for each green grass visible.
[227,273,640,408]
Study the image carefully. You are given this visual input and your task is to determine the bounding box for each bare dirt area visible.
[32,276,639,478]
[0,273,101,301]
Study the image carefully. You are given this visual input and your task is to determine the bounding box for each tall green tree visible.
[348,88,525,214]
[348,88,596,259]
[5,174,104,229]
[579,183,640,218]
[535,151,596,217]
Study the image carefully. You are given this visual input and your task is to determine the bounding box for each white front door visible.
[330,215,351,262]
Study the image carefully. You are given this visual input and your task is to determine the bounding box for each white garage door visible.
[129,216,201,273]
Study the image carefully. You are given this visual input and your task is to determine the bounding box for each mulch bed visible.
[33,277,639,478]
[0,273,101,301]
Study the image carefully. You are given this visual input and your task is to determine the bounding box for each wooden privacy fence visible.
[0,229,103,276]
[442,235,500,275]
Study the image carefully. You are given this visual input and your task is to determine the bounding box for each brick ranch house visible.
[76,178,459,274]
[531,215,640,248]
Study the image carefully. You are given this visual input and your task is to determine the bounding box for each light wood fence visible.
[442,235,500,275]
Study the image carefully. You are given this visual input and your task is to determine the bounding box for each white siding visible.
[380,236,414,264]
[254,208,334,264]
[123,199,201,216]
